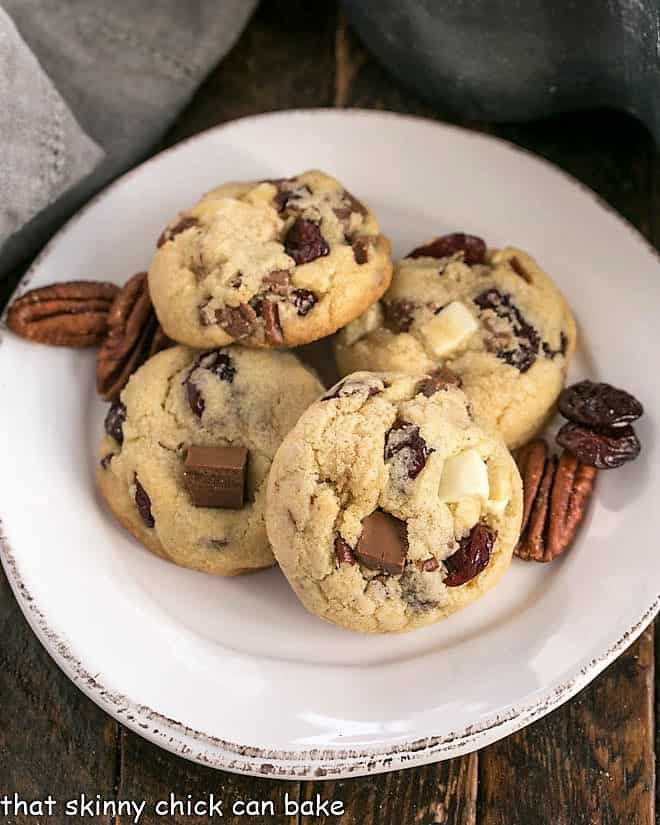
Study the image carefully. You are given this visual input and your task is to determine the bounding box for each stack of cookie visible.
[96,169,577,633]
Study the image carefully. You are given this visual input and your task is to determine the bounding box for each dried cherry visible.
[444,522,495,586]
[285,218,329,265]
[408,233,486,265]
[559,380,643,429]
[556,422,641,469]
[104,400,126,445]
[384,421,431,480]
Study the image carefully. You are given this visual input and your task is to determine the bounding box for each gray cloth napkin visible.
[0,0,258,279]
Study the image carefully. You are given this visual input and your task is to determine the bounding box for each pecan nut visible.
[515,438,549,535]
[6,281,118,347]
[96,272,171,401]
[514,439,597,562]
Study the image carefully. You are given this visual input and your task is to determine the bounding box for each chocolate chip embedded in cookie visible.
[148,170,393,349]
[334,242,576,449]
[266,370,523,633]
[354,510,408,575]
[183,445,248,509]
[96,345,323,576]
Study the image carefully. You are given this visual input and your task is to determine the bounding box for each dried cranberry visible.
[134,476,155,528]
[104,400,126,445]
[444,523,495,586]
[556,422,641,469]
[157,216,199,248]
[216,303,257,339]
[383,299,416,333]
[183,351,236,418]
[205,351,236,382]
[291,289,317,316]
[474,288,540,373]
[185,380,204,418]
[334,536,356,565]
[559,380,643,429]
[408,233,486,265]
[384,421,432,480]
[285,218,329,265]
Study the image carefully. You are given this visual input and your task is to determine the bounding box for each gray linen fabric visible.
[0,0,258,277]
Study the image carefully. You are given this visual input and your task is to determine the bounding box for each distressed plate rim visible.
[1,108,658,779]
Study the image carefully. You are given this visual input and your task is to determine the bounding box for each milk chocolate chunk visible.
[417,366,462,397]
[184,446,248,509]
[355,510,408,575]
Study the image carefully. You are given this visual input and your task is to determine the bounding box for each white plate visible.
[1,110,658,780]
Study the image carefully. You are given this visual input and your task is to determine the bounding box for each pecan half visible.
[547,454,597,556]
[96,272,171,400]
[515,442,597,562]
[7,281,118,347]
[515,439,548,534]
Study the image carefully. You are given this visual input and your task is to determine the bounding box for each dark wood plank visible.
[164,0,337,146]
[301,755,477,825]
[479,628,655,825]
[115,729,299,825]
[0,566,119,824]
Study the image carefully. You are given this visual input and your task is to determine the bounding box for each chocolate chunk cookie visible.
[97,346,323,575]
[334,239,576,449]
[148,170,392,349]
[266,371,523,632]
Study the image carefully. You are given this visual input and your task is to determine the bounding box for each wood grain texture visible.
[479,628,655,825]
[301,754,477,825]
[164,0,337,147]
[115,729,299,824]
[0,567,119,825]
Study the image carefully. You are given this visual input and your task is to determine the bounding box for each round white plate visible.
[1,110,658,780]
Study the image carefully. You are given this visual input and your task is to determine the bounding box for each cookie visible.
[334,236,577,449]
[266,371,523,633]
[97,345,323,575]
[148,170,392,349]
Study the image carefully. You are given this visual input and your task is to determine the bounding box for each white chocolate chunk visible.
[486,463,513,514]
[341,303,384,346]
[411,453,445,507]
[420,300,478,358]
[438,448,490,502]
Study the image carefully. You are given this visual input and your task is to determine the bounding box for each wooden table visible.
[1,2,656,822]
